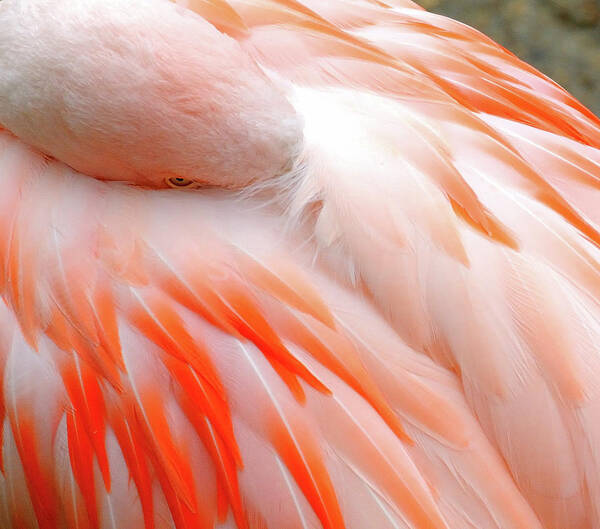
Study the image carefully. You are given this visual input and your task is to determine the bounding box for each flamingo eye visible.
[166,176,194,188]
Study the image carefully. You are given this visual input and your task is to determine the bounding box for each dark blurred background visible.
[416,0,600,116]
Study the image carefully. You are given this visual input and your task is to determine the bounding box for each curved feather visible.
[0,130,543,528]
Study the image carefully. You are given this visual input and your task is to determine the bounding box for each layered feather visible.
[0,130,542,529]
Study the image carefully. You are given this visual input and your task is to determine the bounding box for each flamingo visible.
[0,0,599,528]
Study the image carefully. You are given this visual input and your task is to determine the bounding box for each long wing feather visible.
[217,2,600,528]
[0,129,543,529]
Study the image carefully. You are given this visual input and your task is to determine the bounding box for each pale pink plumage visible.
[0,1,599,529]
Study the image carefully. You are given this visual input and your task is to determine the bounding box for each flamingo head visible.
[0,0,303,189]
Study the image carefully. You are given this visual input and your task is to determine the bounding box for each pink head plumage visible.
[0,0,303,188]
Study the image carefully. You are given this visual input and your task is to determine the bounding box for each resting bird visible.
[1,0,600,528]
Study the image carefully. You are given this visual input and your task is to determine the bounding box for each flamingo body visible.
[0,1,600,529]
